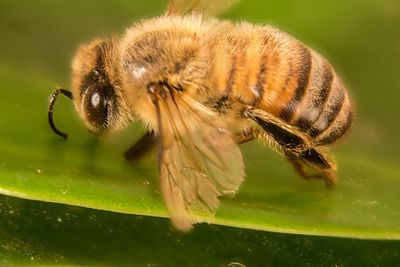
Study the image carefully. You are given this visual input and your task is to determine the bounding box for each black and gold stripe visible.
[308,82,346,138]
[316,106,353,145]
[295,59,334,131]
[280,46,312,122]
[252,55,268,105]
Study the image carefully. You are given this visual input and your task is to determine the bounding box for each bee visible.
[48,0,353,231]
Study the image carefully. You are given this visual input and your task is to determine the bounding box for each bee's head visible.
[48,39,132,139]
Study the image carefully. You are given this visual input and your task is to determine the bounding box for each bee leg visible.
[285,148,337,187]
[124,131,158,161]
[233,130,255,145]
[242,107,337,186]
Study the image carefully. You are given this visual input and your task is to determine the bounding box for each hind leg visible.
[285,148,337,186]
[243,107,337,186]
[232,130,255,145]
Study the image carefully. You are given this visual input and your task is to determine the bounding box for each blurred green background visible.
[0,0,399,265]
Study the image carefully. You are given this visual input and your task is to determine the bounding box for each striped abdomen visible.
[205,23,353,146]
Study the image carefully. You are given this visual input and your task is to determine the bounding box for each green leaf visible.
[1,194,399,266]
[1,1,400,258]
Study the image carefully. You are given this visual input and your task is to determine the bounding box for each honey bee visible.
[48,0,353,231]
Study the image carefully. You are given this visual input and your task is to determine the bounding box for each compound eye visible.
[83,85,111,131]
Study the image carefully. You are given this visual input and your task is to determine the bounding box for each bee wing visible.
[166,0,238,16]
[154,90,244,231]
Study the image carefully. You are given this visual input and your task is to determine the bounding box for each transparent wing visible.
[166,0,238,16]
[154,90,244,231]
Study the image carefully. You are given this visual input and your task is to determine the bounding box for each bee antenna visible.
[48,88,73,139]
